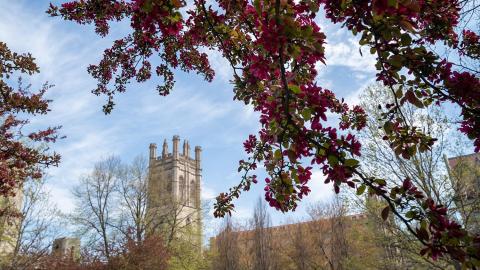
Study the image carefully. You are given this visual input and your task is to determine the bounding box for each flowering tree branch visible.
[49,0,480,266]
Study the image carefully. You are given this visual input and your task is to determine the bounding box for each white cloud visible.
[44,183,76,213]
[137,90,233,126]
[344,77,376,106]
[305,170,334,203]
[324,38,377,73]
[202,48,234,83]
[201,182,217,200]
[0,1,123,213]
[315,61,334,89]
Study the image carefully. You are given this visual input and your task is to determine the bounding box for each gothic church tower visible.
[147,136,202,248]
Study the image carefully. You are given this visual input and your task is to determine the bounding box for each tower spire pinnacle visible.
[162,139,168,158]
[149,143,157,160]
[172,135,180,158]
[183,140,190,158]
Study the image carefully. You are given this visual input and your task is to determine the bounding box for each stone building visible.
[147,136,202,249]
[0,188,23,262]
[446,153,480,233]
[209,214,380,269]
[52,237,81,261]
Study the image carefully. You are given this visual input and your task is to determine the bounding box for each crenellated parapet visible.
[150,135,201,163]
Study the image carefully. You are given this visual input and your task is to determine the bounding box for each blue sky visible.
[0,1,379,238]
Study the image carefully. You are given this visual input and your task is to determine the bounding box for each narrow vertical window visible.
[179,176,186,202]
[190,180,196,206]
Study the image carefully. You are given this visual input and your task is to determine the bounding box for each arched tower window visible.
[166,173,173,192]
[190,180,196,206]
[179,176,186,202]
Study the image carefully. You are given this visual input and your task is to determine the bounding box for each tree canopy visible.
[0,42,60,198]
[43,0,480,267]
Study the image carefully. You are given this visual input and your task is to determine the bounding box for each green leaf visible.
[420,220,428,230]
[141,0,153,12]
[289,84,301,94]
[383,30,392,41]
[254,0,261,14]
[401,34,412,46]
[327,155,338,166]
[395,88,403,98]
[406,90,424,108]
[356,184,366,196]
[290,45,301,58]
[388,54,403,68]
[383,121,394,135]
[292,169,299,184]
[387,0,398,8]
[375,178,387,186]
[407,145,417,156]
[412,97,424,108]
[344,158,359,167]
[417,227,429,241]
[274,149,282,160]
[390,188,398,199]
[381,206,390,221]
[359,38,368,46]
[302,109,312,121]
[405,210,416,219]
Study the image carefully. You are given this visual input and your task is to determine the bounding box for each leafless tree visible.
[70,156,121,260]
[251,197,278,270]
[115,155,148,244]
[285,218,314,270]
[211,216,240,270]
[70,154,205,266]
[356,83,475,269]
[307,197,350,270]
[4,177,61,269]
[358,84,457,206]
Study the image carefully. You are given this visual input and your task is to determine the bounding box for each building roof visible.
[447,153,480,169]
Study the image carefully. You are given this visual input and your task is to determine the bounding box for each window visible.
[167,181,172,192]
[190,180,196,206]
[179,176,186,202]
[166,173,173,192]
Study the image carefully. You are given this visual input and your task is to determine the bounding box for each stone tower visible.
[0,188,23,262]
[52,237,81,261]
[147,136,202,248]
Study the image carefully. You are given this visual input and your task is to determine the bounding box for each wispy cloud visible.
[203,48,234,83]
[1,1,380,239]
[324,38,377,73]
[0,1,127,213]
[305,170,334,203]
